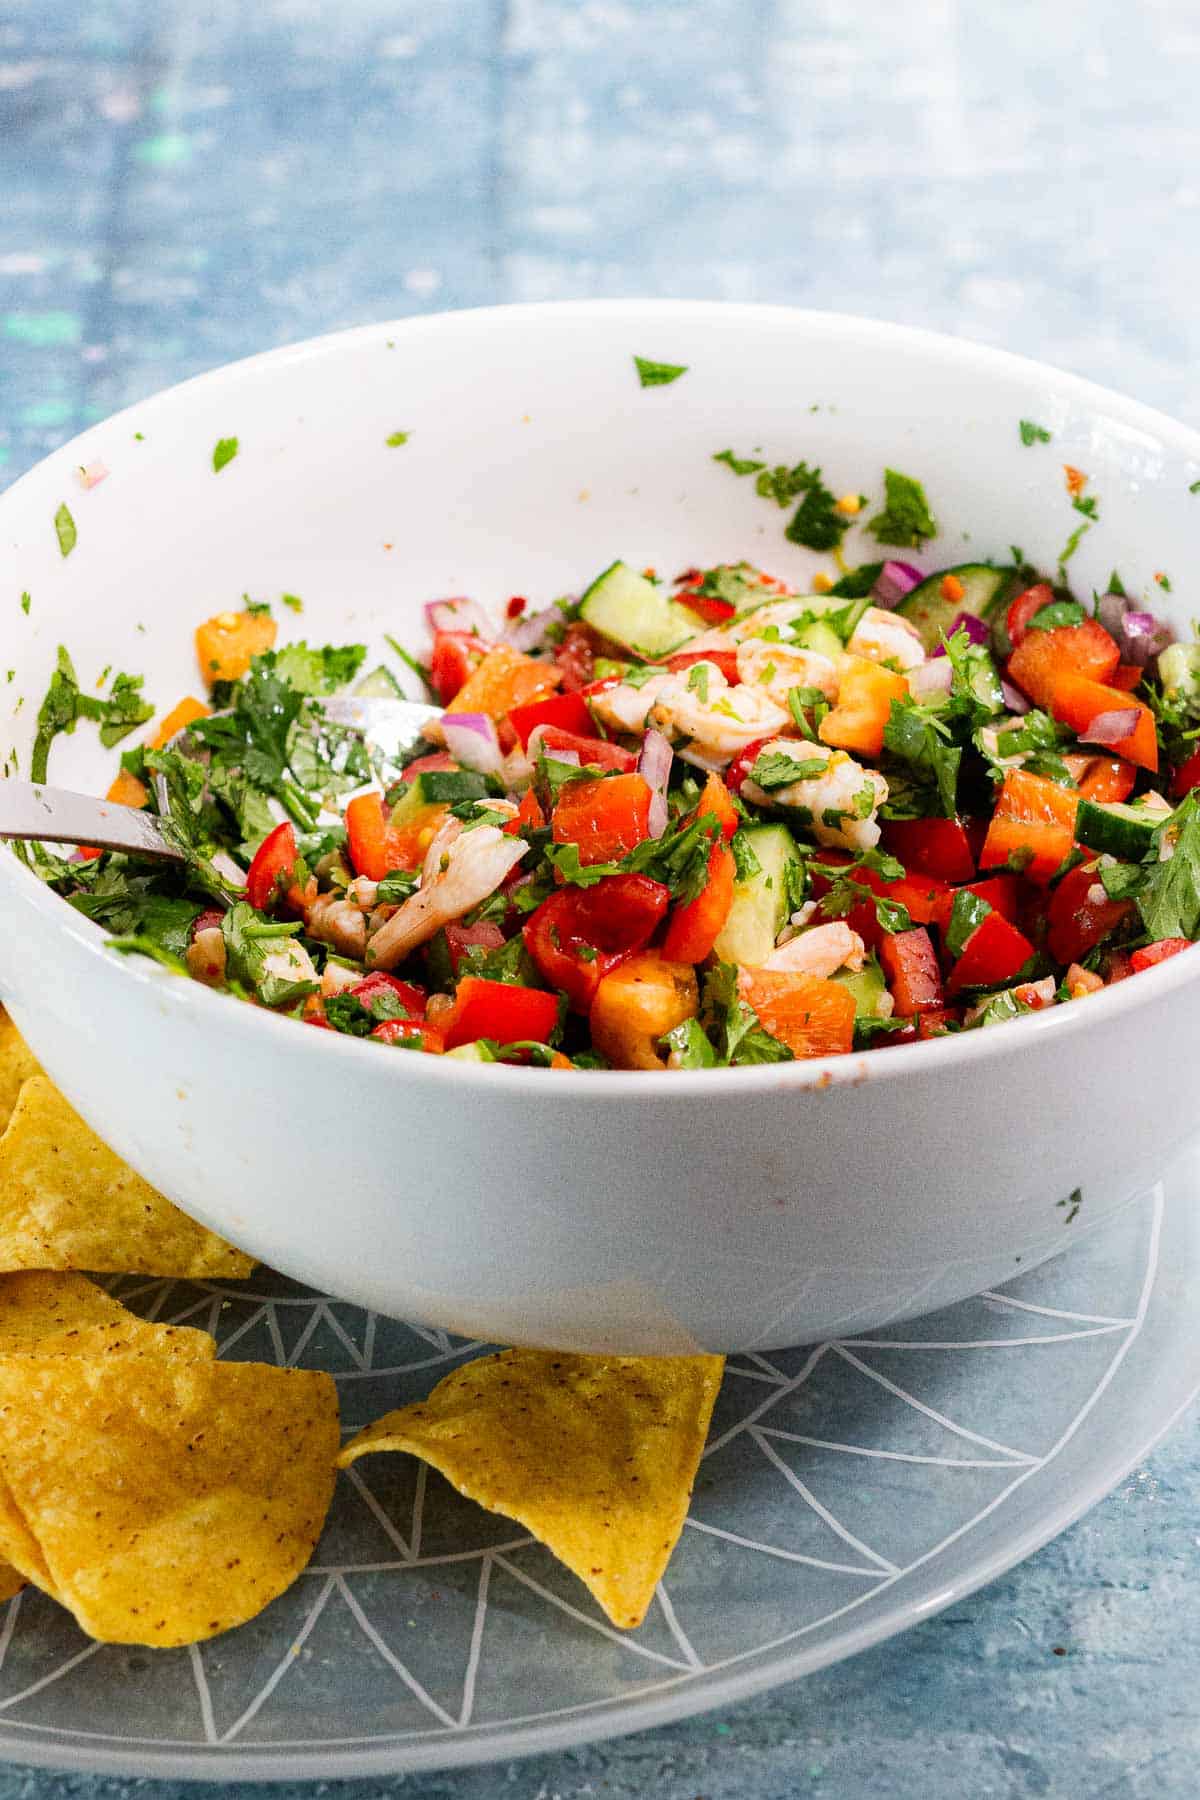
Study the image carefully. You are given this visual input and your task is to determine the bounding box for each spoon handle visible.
[0,781,182,862]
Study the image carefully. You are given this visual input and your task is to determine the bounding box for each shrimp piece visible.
[365,820,528,970]
[680,598,835,656]
[847,606,925,672]
[587,673,674,735]
[741,739,888,851]
[307,891,368,960]
[260,936,320,988]
[760,921,865,977]
[735,637,840,705]
[649,667,789,764]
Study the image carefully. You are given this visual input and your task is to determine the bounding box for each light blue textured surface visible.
[2,1,1199,1794]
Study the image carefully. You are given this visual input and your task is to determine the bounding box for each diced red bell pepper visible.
[979,769,1079,885]
[440,976,560,1049]
[1005,582,1055,649]
[352,971,428,1017]
[345,791,439,880]
[555,621,599,691]
[503,788,547,837]
[430,630,489,706]
[372,1018,444,1052]
[726,737,774,796]
[664,648,741,685]
[533,724,637,772]
[1130,938,1191,972]
[917,1005,960,1039]
[932,872,1024,935]
[697,771,739,840]
[879,927,945,1016]
[661,843,736,963]
[508,689,597,748]
[1049,672,1158,773]
[1067,754,1137,804]
[946,909,1035,996]
[442,922,506,975]
[882,817,976,884]
[1173,747,1200,798]
[523,873,670,1010]
[811,853,952,952]
[1109,663,1144,692]
[1006,616,1121,708]
[245,821,299,912]
[672,581,737,626]
[551,773,653,866]
[1045,864,1132,966]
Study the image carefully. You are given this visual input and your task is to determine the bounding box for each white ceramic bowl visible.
[2,302,1199,1353]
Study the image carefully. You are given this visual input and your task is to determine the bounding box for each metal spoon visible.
[0,697,442,862]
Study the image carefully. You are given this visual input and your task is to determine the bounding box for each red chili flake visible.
[506,595,527,619]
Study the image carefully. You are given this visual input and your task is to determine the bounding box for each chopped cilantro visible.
[634,356,687,388]
[829,562,884,599]
[20,591,30,616]
[713,450,766,477]
[326,989,411,1036]
[866,469,937,549]
[385,431,410,446]
[941,628,1004,723]
[660,1017,717,1068]
[687,663,710,705]
[748,749,830,791]
[1019,420,1053,446]
[1072,493,1099,520]
[281,593,304,613]
[54,504,76,558]
[1057,520,1091,569]
[785,478,845,553]
[700,962,793,1066]
[882,696,960,816]
[30,649,153,782]
[730,829,762,882]
[272,641,367,696]
[212,436,239,473]
[1027,599,1086,632]
[1134,792,1200,941]
[945,889,992,959]
[1191,480,1200,495]
[376,868,421,904]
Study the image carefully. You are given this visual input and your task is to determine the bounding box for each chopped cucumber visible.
[390,768,490,827]
[355,663,406,699]
[579,561,708,659]
[712,824,803,966]
[1075,794,1172,860]
[1159,641,1200,706]
[898,563,1020,652]
[832,955,890,1018]
[793,618,843,661]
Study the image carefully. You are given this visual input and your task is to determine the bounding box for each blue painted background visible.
[3,0,1200,1793]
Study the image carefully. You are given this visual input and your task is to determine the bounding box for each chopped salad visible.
[20,548,1200,1070]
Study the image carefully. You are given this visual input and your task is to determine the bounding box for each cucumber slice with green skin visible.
[390,768,491,826]
[355,664,406,699]
[833,955,890,1018]
[1075,796,1170,860]
[579,561,708,659]
[897,564,1021,652]
[712,823,803,966]
[794,619,844,661]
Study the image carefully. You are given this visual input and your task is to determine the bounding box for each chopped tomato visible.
[879,927,945,1016]
[737,971,856,1058]
[524,873,670,1010]
[945,909,1035,996]
[1049,673,1159,773]
[508,689,596,748]
[818,657,909,759]
[1005,616,1120,708]
[442,922,505,975]
[372,1018,444,1053]
[149,695,210,749]
[697,771,739,840]
[440,977,560,1050]
[916,1006,960,1039]
[1046,864,1132,965]
[352,971,428,1016]
[554,621,598,691]
[726,737,774,796]
[396,752,457,783]
[881,817,976,883]
[1109,663,1143,692]
[429,630,489,706]
[1065,754,1137,804]
[664,648,741,685]
[1005,582,1054,648]
[661,843,736,963]
[1174,747,1200,798]
[503,788,546,836]
[345,791,442,879]
[551,773,653,866]
[195,609,277,685]
[533,724,637,772]
[245,821,299,912]
[1130,938,1191,972]
[810,853,952,952]
[979,769,1078,885]
[932,873,1023,935]
[448,645,560,721]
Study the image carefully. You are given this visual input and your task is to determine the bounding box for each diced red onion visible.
[1001,678,1031,715]
[872,561,924,609]
[930,612,990,656]
[1079,708,1138,748]
[424,597,493,640]
[1096,591,1174,667]
[504,605,563,653]
[440,712,506,775]
[637,728,673,839]
[1097,591,1127,641]
[908,659,954,701]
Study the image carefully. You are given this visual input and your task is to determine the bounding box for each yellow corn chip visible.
[0,1561,24,1605]
[0,1272,216,1363]
[0,1357,339,1645]
[0,1076,254,1279]
[338,1349,724,1629]
[0,1010,40,1136]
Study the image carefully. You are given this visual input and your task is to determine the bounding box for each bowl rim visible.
[4,296,1200,1100]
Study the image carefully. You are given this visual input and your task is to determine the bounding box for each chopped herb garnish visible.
[713,449,766,477]
[748,749,830,791]
[1019,420,1053,446]
[699,962,793,1066]
[212,436,239,473]
[19,592,30,616]
[866,469,937,549]
[945,888,993,958]
[687,663,710,705]
[281,593,304,613]
[634,356,688,388]
[385,431,410,446]
[54,504,76,558]
[1027,599,1086,632]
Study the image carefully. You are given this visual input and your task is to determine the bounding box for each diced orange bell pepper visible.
[737,971,856,1058]
[661,843,736,963]
[551,773,653,866]
[195,610,277,685]
[150,695,211,748]
[1049,672,1158,773]
[589,952,699,1069]
[979,768,1078,885]
[698,771,740,840]
[345,791,446,880]
[1108,663,1144,692]
[106,767,149,808]
[818,657,909,758]
[449,645,561,722]
[1005,617,1120,708]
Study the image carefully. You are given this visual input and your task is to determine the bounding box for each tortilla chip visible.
[0,1010,40,1136]
[0,1272,215,1363]
[0,1561,24,1605]
[0,1357,339,1645]
[338,1349,724,1629]
[0,1077,254,1279]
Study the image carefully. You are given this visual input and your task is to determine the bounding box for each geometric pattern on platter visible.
[0,1186,1169,1776]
